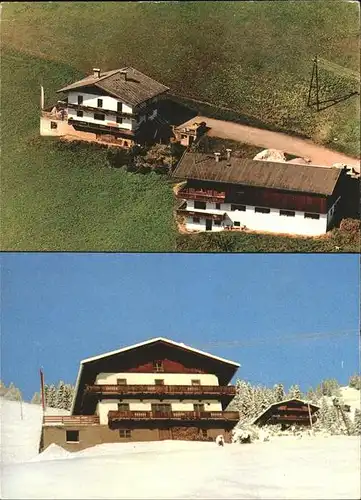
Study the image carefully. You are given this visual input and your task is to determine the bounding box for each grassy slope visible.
[2,1,359,156]
[1,2,359,252]
[1,49,176,251]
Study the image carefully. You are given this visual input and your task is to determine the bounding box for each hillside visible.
[1,2,359,251]
[1,398,360,499]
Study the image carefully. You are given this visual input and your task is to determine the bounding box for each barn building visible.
[173,151,347,236]
[252,399,320,429]
[40,67,169,147]
[40,338,240,452]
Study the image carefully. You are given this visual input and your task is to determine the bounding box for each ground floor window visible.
[201,429,208,438]
[116,116,123,124]
[50,121,58,129]
[193,217,201,224]
[119,429,131,438]
[304,212,320,219]
[255,207,270,214]
[66,430,79,443]
[215,203,221,210]
[279,209,295,217]
[233,221,241,227]
[76,110,83,117]
[214,220,221,226]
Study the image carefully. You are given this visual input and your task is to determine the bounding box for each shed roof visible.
[57,67,169,106]
[172,153,342,196]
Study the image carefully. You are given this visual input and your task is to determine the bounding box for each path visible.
[185,116,360,171]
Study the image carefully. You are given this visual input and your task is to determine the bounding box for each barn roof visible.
[71,337,240,414]
[252,398,320,425]
[57,67,169,106]
[172,153,343,196]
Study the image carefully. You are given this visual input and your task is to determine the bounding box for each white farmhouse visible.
[41,67,169,147]
[173,151,347,236]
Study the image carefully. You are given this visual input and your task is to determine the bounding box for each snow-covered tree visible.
[317,379,341,397]
[45,384,57,408]
[4,382,22,401]
[31,392,42,404]
[273,383,286,401]
[288,384,302,400]
[55,381,66,409]
[0,380,8,397]
[63,384,75,411]
[349,374,361,390]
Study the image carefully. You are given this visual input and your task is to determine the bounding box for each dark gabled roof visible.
[57,67,169,106]
[172,153,343,196]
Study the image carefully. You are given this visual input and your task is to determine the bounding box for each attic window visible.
[117,102,123,113]
[153,360,164,373]
[77,95,83,105]
[97,99,103,108]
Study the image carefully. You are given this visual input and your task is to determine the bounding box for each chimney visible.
[93,68,101,79]
[120,70,128,81]
[214,152,221,163]
[226,149,232,161]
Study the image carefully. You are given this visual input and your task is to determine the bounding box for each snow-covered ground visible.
[1,397,360,499]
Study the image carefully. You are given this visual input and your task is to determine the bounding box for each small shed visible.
[252,399,320,428]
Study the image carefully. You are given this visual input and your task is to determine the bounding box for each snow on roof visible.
[81,337,240,367]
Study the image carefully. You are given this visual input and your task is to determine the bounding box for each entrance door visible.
[205,219,212,231]
[159,428,172,440]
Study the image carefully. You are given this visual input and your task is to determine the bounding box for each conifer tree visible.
[288,384,302,400]
[56,381,66,409]
[4,382,22,401]
[31,392,42,404]
[273,383,286,401]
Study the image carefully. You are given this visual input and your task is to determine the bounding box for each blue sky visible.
[1,253,359,400]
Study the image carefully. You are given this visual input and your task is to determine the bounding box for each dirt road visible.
[191,115,360,171]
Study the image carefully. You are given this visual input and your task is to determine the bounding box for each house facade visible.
[41,338,239,452]
[173,151,347,236]
[40,67,169,147]
[252,399,320,429]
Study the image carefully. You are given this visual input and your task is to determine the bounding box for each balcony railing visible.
[85,384,236,396]
[108,410,239,422]
[177,210,226,222]
[43,415,100,425]
[177,188,226,202]
[64,102,138,119]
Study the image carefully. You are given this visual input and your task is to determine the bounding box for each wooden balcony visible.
[85,384,236,397]
[108,410,239,423]
[177,210,226,222]
[43,415,100,426]
[177,188,226,203]
[269,414,317,423]
[68,118,135,137]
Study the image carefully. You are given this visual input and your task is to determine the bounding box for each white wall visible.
[97,398,223,425]
[183,200,327,236]
[96,373,219,385]
[67,108,134,131]
[68,91,133,114]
